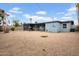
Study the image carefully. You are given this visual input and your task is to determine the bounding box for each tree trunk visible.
[3,24,9,33]
[76,25,79,32]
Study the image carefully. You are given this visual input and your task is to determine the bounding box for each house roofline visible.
[24,20,74,25]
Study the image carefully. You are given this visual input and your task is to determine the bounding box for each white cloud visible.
[55,6,77,23]
[61,16,72,20]
[36,11,47,15]
[65,6,76,16]
[68,7,76,12]
[12,7,20,11]
[65,12,71,17]
[9,7,23,14]
[56,6,77,25]
[53,17,59,21]
[7,12,15,18]
[23,14,53,23]
[23,14,31,18]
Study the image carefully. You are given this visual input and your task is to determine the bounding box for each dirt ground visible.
[0,31,79,56]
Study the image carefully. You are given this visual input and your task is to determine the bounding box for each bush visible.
[11,27,15,31]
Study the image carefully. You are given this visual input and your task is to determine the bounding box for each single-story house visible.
[23,20,74,32]
[23,23,45,31]
[45,21,74,32]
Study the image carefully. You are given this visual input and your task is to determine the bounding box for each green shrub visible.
[11,27,15,31]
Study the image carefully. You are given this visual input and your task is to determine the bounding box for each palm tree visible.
[13,19,20,27]
[75,3,79,31]
[11,18,20,31]
[76,4,79,25]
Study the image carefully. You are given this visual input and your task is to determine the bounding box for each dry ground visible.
[0,31,79,56]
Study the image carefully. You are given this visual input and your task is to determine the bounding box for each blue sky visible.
[0,3,78,25]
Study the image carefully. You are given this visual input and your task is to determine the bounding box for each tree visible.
[76,3,79,31]
[13,19,20,27]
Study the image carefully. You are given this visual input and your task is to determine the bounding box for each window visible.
[63,24,67,28]
[71,21,74,25]
[2,10,4,13]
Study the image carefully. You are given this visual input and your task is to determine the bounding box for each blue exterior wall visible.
[45,22,72,32]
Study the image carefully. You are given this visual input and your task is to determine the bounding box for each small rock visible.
[42,49,46,52]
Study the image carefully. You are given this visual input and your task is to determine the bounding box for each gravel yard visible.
[0,31,79,56]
